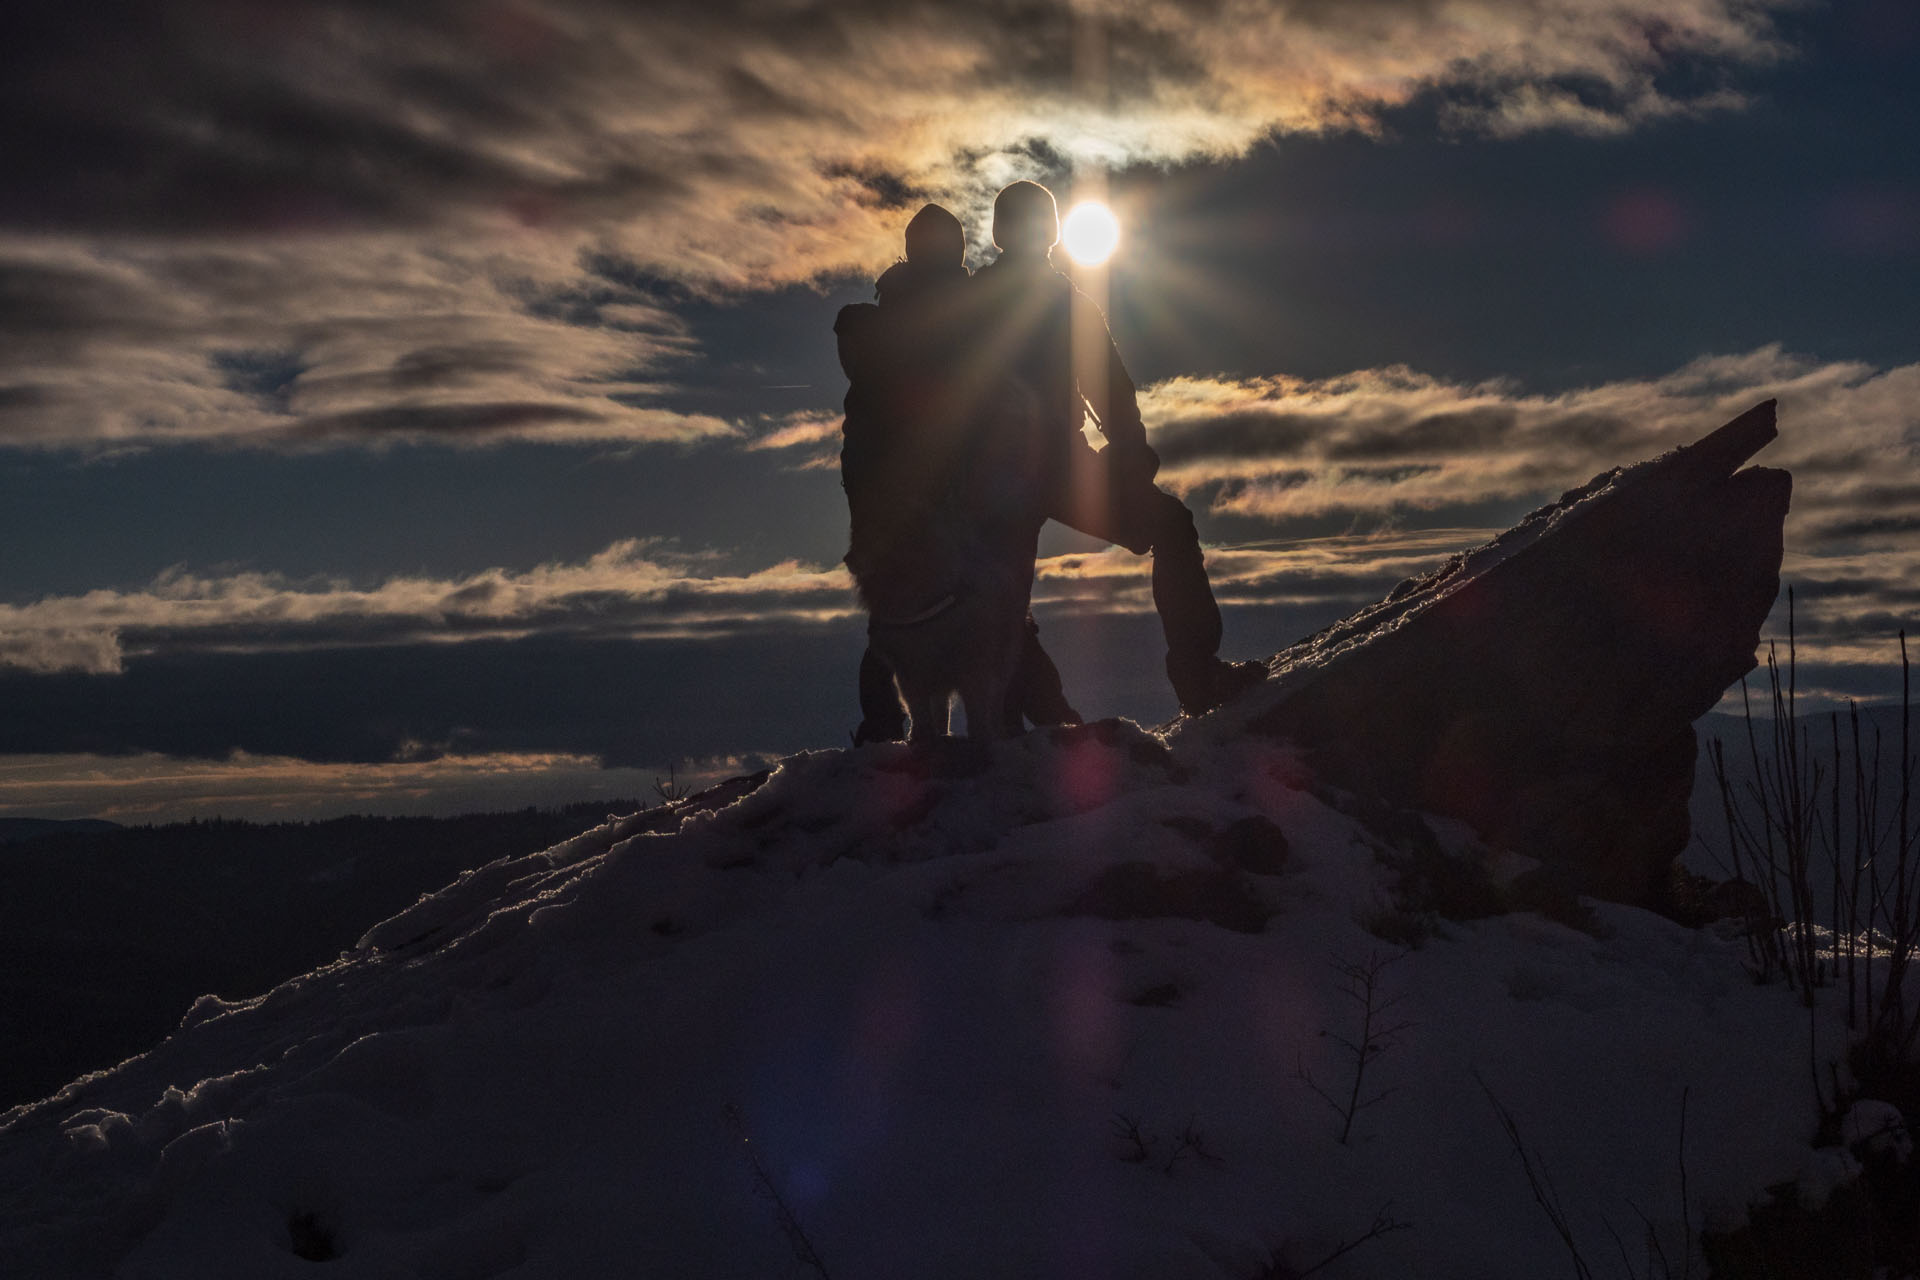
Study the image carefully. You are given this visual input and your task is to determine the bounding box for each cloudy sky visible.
[2,0,1915,822]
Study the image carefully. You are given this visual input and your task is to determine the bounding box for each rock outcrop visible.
[1238,400,1791,906]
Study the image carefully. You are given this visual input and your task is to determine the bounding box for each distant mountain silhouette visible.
[0,817,123,845]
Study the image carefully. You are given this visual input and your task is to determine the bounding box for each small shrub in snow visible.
[1348,800,1502,938]
[1203,815,1292,875]
[1108,1112,1224,1177]
[1111,1112,1154,1164]
[1161,1116,1225,1176]
[1296,949,1411,1145]
[653,761,691,804]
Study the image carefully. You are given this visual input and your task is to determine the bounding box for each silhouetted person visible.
[970,181,1265,715]
[836,203,1081,743]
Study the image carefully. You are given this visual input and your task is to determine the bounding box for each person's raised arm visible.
[1069,288,1158,482]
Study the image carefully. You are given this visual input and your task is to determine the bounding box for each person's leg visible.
[1003,616,1082,732]
[1051,447,1262,715]
[853,645,909,744]
[1134,490,1222,663]
[1052,446,1220,661]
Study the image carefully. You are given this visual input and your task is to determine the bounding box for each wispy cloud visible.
[0,540,859,675]
[1031,529,1493,614]
[9,347,1915,680]
[1145,346,1919,527]
[1141,345,1920,659]
[742,343,1920,664]
[746,411,844,469]
[0,521,1485,676]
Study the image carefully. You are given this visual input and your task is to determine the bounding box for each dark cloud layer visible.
[3,0,1789,245]
[0,0,1801,452]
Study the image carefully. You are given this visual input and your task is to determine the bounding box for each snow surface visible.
[0,719,1882,1278]
[1229,459,1635,709]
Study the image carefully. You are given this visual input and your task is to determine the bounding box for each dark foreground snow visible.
[0,718,1875,1277]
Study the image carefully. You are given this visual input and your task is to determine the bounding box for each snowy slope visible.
[0,720,1859,1278]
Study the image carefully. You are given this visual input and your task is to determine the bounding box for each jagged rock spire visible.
[1241,400,1790,905]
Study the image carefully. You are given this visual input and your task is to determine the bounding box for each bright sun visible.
[1060,200,1120,266]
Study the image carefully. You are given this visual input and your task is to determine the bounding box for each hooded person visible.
[968,180,1266,716]
[837,204,973,538]
[835,203,1081,743]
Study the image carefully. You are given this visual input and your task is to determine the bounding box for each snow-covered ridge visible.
[0,721,1862,1277]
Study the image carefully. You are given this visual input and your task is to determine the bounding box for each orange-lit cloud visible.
[4,1,1794,275]
[1,522,1497,677]
[1139,346,1920,658]
[10,347,1913,675]
[747,411,845,469]
[0,540,858,676]
[0,0,1798,452]
[1144,346,1920,529]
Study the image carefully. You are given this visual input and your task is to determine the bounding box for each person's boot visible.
[853,647,908,744]
[853,713,908,746]
[1166,652,1269,717]
[1011,618,1082,730]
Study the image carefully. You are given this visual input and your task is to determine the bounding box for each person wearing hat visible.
[836,203,1081,743]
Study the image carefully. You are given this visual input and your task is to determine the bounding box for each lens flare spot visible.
[1055,735,1120,814]
[1061,201,1120,266]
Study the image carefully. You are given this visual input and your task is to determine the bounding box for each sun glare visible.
[1061,201,1120,266]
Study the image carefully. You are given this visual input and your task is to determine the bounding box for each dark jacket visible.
[835,259,974,538]
[968,254,1156,491]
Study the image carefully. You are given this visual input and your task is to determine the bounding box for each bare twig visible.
[1289,1204,1413,1278]
[1481,1079,1699,1280]
[1477,1074,1596,1280]
[1259,1204,1412,1280]
[1161,1115,1224,1176]
[1707,612,1920,1091]
[1296,949,1412,1144]
[1111,1112,1221,1177]
[724,1103,834,1280]
[1677,1087,1691,1280]
[654,761,690,804]
[1111,1112,1154,1164]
